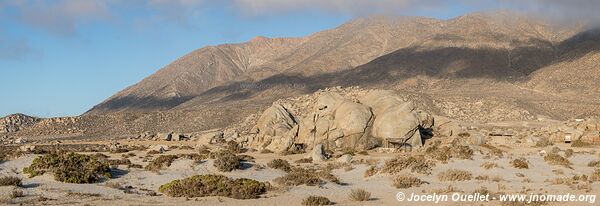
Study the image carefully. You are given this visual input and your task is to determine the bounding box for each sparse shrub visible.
[591,169,600,182]
[260,149,273,154]
[179,145,194,150]
[473,187,491,196]
[302,196,331,206]
[294,158,312,163]
[393,175,426,188]
[364,165,378,178]
[159,174,267,199]
[510,158,529,169]
[588,160,600,167]
[10,189,24,198]
[437,169,473,181]
[146,150,160,155]
[213,151,242,172]
[357,150,369,155]
[544,153,572,168]
[267,159,291,172]
[565,149,574,158]
[480,144,504,158]
[224,140,243,153]
[145,155,178,172]
[571,139,591,147]
[349,188,371,201]
[480,162,500,170]
[381,155,435,175]
[0,176,22,187]
[425,140,473,162]
[534,137,553,147]
[198,145,211,154]
[23,152,111,184]
[274,167,340,186]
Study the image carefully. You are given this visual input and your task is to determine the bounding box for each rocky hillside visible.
[87,11,581,114]
[0,113,39,133]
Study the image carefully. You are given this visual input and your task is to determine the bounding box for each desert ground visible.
[1,117,599,206]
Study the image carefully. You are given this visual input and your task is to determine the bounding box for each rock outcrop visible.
[0,113,39,133]
[244,89,435,152]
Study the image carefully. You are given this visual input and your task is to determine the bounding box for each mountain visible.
[43,10,597,138]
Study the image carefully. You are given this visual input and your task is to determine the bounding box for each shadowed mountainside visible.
[87,11,580,114]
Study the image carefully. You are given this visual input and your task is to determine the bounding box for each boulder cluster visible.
[243,89,435,153]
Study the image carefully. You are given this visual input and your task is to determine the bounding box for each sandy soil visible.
[1,124,599,206]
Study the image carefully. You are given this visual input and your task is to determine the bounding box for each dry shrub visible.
[437,169,473,181]
[425,140,473,162]
[393,174,426,188]
[588,160,600,167]
[480,144,504,158]
[564,149,574,158]
[571,139,591,148]
[145,155,178,172]
[475,175,504,182]
[10,189,24,198]
[0,176,22,187]
[302,196,331,206]
[224,140,243,153]
[146,150,160,155]
[294,158,313,164]
[543,153,572,168]
[591,169,600,182]
[179,145,194,150]
[159,174,267,199]
[473,186,492,196]
[267,159,291,172]
[260,149,273,154]
[274,167,340,186]
[381,155,435,175]
[364,165,378,178]
[198,145,211,154]
[349,188,371,201]
[481,162,500,170]
[213,151,242,172]
[23,152,111,183]
[534,137,553,147]
[510,158,530,169]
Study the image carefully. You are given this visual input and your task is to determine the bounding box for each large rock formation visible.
[244,89,434,152]
[0,114,39,133]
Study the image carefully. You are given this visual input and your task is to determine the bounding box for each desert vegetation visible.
[510,158,529,169]
[274,167,340,186]
[0,176,22,187]
[543,153,572,168]
[23,152,112,183]
[159,174,267,199]
[144,155,178,172]
[348,188,371,201]
[393,174,426,188]
[267,159,292,172]
[437,169,473,181]
[301,196,331,206]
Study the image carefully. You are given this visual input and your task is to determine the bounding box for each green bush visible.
[23,152,111,184]
[159,174,267,199]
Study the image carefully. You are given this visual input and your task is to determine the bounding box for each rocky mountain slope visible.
[5,11,600,140]
[87,11,582,114]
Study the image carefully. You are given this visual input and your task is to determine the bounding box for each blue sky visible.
[0,0,593,117]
